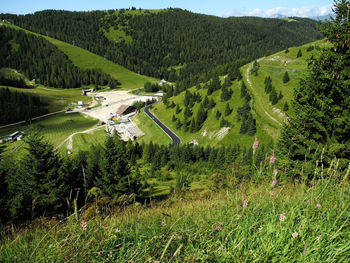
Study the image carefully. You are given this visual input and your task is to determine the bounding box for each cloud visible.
[226,4,333,18]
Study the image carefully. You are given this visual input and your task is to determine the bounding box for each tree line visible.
[0,26,119,89]
[0,9,323,87]
[0,88,48,125]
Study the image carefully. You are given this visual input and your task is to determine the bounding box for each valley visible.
[0,2,349,262]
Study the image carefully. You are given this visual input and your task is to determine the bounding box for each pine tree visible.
[283,71,290,83]
[283,101,289,111]
[296,49,302,58]
[225,103,231,116]
[216,110,221,120]
[176,104,181,114]
[278,0,350,174]
[9,131,62,221]
[96,135,131,198]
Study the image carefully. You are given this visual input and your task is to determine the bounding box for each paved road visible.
[144,105,181,145]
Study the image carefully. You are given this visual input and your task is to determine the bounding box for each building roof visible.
[116,105,136,116]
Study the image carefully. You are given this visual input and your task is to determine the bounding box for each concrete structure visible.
[82,89,94,95]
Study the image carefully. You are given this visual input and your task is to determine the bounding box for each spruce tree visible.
[283,71,290,83]
[283,101,289,111]
[296,49,302,58]
[9,131,62,221]
[225,103,231,116]
[278,0,350,174]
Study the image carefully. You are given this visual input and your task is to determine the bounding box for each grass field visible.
[1,112,99,158]
[1,173,348,262]
[132,109,172,146]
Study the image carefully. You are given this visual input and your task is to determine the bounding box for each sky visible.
[1,0,334,18]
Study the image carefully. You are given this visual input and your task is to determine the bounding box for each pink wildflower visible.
[292,232,299,238]
[269,190,275,195]
[237,214,242,219]
[270,152,276,163]
[301,225,305,230]
[97,252,101,256]
[316,203,322,208]
[280,213,286,221]
[252,136,259,149]
[81,218,87,230]
[243,199,249,208]
[317,235,322,241]
[218,221,225,225]
[271,179,277,187]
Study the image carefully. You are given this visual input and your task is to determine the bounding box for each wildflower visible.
[218,221,225,225]
[243,199,249,208]
[81,219,87,230]
[249,250,253,255]
[269,190,275,195]
[270,152,276,163]
[316,235,322,241]
[115,228,121,233]
[316,203,321,208]
[258,226,263,232]
[237,214,242,219]
[97,252,101,256]
[301,225,305,230]
[292,232,299,238]
[161,220,167,227]
[252,136,259,149]
[271,179,277,187]
[280,213,286,221]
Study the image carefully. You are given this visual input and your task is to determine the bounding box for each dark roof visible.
[116,105,136,115]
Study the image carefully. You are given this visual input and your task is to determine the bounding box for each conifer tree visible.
[225,103,231,116]
[283,71,290,83]
[296,49,302,58]
[278,0,350,173]
[9,131,62,221]
[283,101,289,111]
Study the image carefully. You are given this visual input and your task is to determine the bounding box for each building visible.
[82,89,93,95]
[78,101,84,107]
[116,105,137,118]
[8,131,20,141]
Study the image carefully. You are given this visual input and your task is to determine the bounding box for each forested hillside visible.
[1,9,323,86]
[0,26,119,89]
[0,87,47,125]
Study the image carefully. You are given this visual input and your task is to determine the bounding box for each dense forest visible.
[0,26,119,89]
[0,88,48,125]
[1,9,323,86]
[0,130,270,224]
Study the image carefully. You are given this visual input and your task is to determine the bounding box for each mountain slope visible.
[1,22,156,90]
[148,40,328,147]
[1,9,323,85]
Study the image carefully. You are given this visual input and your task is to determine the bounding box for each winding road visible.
[144,105,181,145]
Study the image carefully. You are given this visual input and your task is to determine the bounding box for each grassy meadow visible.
[0,112,99,158]
[132,109,172,146]
[1,169,348,262]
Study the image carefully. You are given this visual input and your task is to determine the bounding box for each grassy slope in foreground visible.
[1,22,157,90]
[1,177,348,262]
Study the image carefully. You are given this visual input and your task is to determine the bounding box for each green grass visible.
[1,112,99,158]
[242,39,331,139]
[1,22,157,90]
[70,127,107,153]
[152,82,272,148]
[1,175,348,262]
[132,109,172,146]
